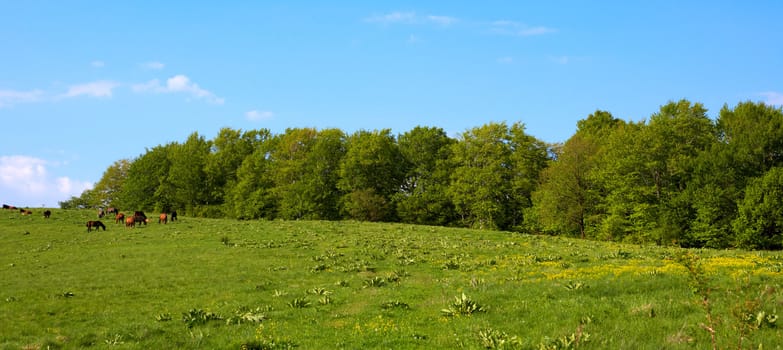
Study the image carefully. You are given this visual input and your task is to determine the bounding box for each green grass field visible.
[1,209,782,349]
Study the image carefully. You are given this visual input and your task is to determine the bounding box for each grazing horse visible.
[87,220,106,232]
[43,210,51,218]
[115,212,125,224]
[159,213,167,224]
[170,210,178,222]
[107,207,118,215]
[133,211,147,226]
[2,204,10,209]
[125,216,135,228]
[20,209,32,215]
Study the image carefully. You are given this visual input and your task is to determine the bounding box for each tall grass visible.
[1,209,781,349]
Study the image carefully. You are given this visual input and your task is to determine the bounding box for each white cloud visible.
[760,91,783,105]
[0,89,45,107]
[364,12,458,26]
[132,74,224,104]
[491,20,556,36]
[56,176,92,195]
[91,60,105,68]
[142,61,165,70]
[0,155,92,207]
[365,11,417,24]
[245,110,274,121]
[61,80,119,98]
[426,15,458,26]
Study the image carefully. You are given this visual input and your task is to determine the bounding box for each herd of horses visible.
[3,204,177,233]
[94,209,178,232]
[2,204,42,217]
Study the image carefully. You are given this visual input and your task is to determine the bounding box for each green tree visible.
[394,126,456,226]
[224,129,276,219]
[338,129,405,221]
[117,144,173,211]
[531,110,622,237]
[596,100,714,243]
[90,159,131,209]
[271,128,345,220]
[686,101,783,247]
[733,167,783,250]
[448,122,545,230]
[717,101,783,177]
[532,134,600,237]
[204,128,265,210]
[167,133,212,215]
[505,122,550,229]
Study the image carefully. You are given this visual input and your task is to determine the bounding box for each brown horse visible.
[159,213,167,224]
[115,212,125,224]
[20,209,32,215]
[125,216,135,228]
[87,220,106,232]
[43,210,51,218]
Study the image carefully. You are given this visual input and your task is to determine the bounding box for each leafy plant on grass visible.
[226,306,267,325]
[380,300,410,310]
[441,293,486,316]
[318,295,332,305]
[478,328,523,349]
[287,297,310,308]
[182,308,223,328]
[307,287,331,295]
[363,276,386,288]
[564,281,588,290]
[104,334,124,346]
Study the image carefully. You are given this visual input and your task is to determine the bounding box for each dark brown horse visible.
[133,211,147,226]
[87,220,106,232]
[43,210,51,218]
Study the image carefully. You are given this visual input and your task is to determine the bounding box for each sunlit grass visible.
[1,209,782,349]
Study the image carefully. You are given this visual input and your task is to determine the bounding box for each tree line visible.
[61,100,783,249]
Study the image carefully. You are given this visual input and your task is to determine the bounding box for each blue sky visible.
[1,1,782,208]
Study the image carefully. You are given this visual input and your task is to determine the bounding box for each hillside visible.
[1,209,782,349]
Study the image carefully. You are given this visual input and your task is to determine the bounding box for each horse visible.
[98,208,105,218]
[170,210,178,222]
[20,209,32,215]
[87,220,106,232]
[115,212,125,224]
[107,207,119,215]
[125,216,135,228]
[133,211,147,226]
[43,210,51,218]
[159,213,167,224]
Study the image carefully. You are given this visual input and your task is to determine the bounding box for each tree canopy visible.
[68,100,783,249]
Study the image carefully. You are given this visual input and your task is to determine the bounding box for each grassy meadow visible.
[1,209,782,349]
